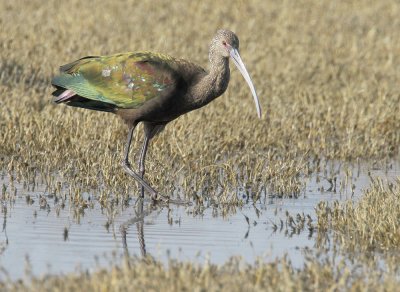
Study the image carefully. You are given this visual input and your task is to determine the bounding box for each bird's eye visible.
[222,41,227,46]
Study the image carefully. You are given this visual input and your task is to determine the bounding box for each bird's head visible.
[214,29,240,58]
[212,29,262,119]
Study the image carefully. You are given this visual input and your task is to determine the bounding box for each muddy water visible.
[0,161,399,280]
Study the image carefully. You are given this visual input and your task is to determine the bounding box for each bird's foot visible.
[122,160,192,206]
[151,194,193,207]
[151,192,169,204]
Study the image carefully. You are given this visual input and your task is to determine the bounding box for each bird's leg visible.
[138,132,151,198]
[122,123,160,199]
[123,123,188,205]
[123,123,138,167]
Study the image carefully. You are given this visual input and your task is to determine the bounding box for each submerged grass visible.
[1,178,400,291]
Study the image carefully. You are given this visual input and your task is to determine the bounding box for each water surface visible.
[0,161,399,280]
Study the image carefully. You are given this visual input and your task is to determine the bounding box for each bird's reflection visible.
[120,199,162,259]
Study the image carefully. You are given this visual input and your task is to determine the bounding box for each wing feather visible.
[51,52,179,109]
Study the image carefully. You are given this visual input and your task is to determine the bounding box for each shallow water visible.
[0,161,399,280]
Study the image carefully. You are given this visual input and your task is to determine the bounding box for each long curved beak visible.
[229,48,262,119]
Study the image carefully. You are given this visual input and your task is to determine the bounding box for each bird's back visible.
[52,52,206,116]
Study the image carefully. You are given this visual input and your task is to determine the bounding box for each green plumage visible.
[52,52,177,109]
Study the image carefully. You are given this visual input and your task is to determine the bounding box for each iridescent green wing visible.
[52,52,178,109]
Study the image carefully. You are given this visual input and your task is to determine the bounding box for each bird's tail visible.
[53,88,76,103]
[51,87,116,112]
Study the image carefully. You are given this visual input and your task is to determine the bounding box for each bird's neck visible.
[192,56,230,108]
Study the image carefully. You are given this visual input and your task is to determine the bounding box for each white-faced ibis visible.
[52,29,261,201]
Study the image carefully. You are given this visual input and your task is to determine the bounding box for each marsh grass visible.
[1,255,398,292]
[316,178,400,253]
[1,0,400,290]
[1,0,400,204]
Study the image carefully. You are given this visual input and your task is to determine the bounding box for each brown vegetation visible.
[1,0,400,290]
[1,0,400,203]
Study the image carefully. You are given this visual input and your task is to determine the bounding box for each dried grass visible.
[1,255,399,292]
[316,177,400,252]
[1,0,400,203]
[1,1,400,288]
